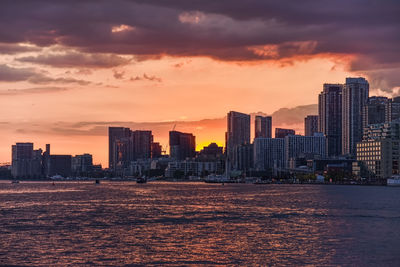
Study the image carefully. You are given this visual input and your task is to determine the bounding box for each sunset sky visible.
[0,1,399,166]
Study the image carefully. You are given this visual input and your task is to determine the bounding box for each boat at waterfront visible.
[136,177,147,184]
[11,180,19,184]
[387,176,400,186]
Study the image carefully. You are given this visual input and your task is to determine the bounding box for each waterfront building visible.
[109,127,156,172]
[275,128,295,139]
[284,134,327,168]
[47,155,72,177]
[318,83,343,157]
[11,142,42,178]
[226,111,251,171]
[72,154,93,175]
[255,115,272,139]
[304,115,318,136]
[108,127,131,169]
[342,77,369,156]
[362,96,388,128]
[356,121,400,180]
[233,143,253,173]
[386,96,400,122]
[165,160,222,178]
[253,138,285,171]
[169,131,196,160]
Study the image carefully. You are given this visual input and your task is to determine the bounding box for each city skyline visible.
[1,1,400,166]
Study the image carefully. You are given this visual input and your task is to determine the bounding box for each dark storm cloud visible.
[0,64,90,85]
[0,0,399,90]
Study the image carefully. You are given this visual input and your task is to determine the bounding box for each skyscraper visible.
[169,131,196,160]
[318,83,343,157]
[109,127,155,171]
[386,96,400,122]
[11,143,42,178]
[253,138,285,171]
[342,77,369,156]
[226,111,250,170]
[304,115,318,136]
[255,115,272,138]
[363,96,388,128]
[108,127,131,169]
[285,134,327,168]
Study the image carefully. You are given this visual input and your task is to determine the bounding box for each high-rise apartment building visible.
[357,121,400,180]
[253,138,285,171]
[11,143,42,178]
[342,77,369,156]
[304,115,318,136]
[386,96,400,122]
[255,115,272,139]
[275,128,295,139]
[284,134,327,168]
[109,127,155,171]
[108,127,131,169]
[226,111,250,171]
[169,131,196,160]
[318,83,343,157]
[363,96,388,128]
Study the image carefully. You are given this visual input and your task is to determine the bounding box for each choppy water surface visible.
[0,181,400,266]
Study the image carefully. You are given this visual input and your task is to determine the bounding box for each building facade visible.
[318,83,343,157]
[342,77,369,156]
[275,128,295,139]
[253,138,285,171]
[226,111,250,171]
[255,115,272,139]
[363,96,388,128]
[169,131,196,160]
[284,134,327,168]
[304,115,318,136]
[11,143,42,178]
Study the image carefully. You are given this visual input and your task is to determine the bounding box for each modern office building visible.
[226,111,251,170]
[356,121,400,180]
[255,115,272,139]
[109,127,155,171]
[11,143,42,178]
[47,155,72,177]
[253,138,285,171]
[108,127,131,169]
[275,128,295,138]
[318,83,343,157]
[342,77,369,156]
[386,96,400,122]
[363,96,388,128]
[72,154,93,175]
[304,115,318,136]
[284,134,327,168]
[169,131,196,160]
[233,143,253,173]
[131,130,153,160]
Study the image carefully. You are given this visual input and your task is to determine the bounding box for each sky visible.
[0,0,399,166]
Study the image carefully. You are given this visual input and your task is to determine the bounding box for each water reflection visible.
[0,181,399,265]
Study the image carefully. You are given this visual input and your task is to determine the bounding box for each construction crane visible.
[162,123,177,155]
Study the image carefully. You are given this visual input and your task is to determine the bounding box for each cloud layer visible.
[0,1,399,91]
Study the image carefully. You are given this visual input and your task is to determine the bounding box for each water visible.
[1,181,400,266]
